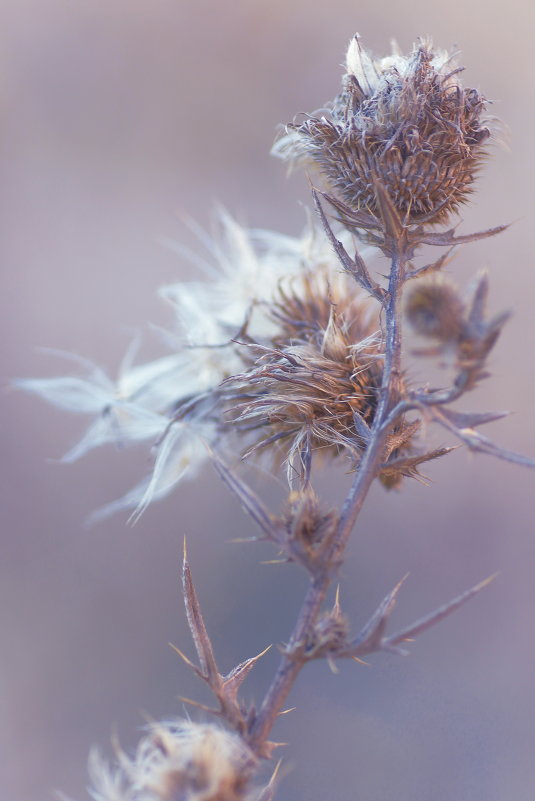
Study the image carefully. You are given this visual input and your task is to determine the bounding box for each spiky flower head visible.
[86,721,257,801]
[275,35,490,228]
[225,268,385,483]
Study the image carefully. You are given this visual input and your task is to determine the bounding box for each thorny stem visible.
[248,245,408,753]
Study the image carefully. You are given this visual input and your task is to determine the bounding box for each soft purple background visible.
[2,2,535,800]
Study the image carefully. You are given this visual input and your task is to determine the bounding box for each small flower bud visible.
[309,608,349,655]
[281,488,338,548]
[405,278,465,342]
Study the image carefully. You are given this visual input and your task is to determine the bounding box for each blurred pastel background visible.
[2,1,535,800]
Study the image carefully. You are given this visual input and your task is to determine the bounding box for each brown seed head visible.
[405,277,465,342]
[226,270,384,483]
[89,721,258,801]
[275,36,490,227]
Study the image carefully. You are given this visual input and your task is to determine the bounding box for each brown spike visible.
[168,642,203,679]
[255,759,283,801]
[178,696,221,716]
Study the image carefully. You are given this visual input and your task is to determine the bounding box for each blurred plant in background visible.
[19,33,533,801]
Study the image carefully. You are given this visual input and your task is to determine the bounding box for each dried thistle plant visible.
[18,32,534,801]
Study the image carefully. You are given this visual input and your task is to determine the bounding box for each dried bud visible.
[275,36,490,227]
[405,277,465,342]
[456,272,510,386]
[88,721,258,801]
[302,597,349,660]
[405,272,510,392]
[276,487,339,570]
[280,488,338,550]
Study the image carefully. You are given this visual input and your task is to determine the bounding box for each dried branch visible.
[180,541,271,734]
[331,574,497,661]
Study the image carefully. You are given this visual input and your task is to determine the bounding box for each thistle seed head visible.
[226,269,384,483]
[275,35,490,227]
[88,721,257,801]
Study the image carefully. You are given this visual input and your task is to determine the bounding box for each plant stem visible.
[248,245,407,754]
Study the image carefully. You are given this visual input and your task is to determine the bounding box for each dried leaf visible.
[320,190,380,230]
[455,429,535,468]
[407,246,456,279]
[466,271,489,328]
[350,575,409,651]
[210,451,281,541]
[438,408,510,429]
[384,574,498,651]
[417,222,509,247]
[380,446,456,483]
[223,646,272,705]
[383,420,421,460]
[311,187,385,300]
[182,540,221,687]
[353,410,372,443]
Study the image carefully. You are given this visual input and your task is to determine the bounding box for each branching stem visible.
[248,244,408,753]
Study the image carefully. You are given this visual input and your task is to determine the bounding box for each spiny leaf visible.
[210,451,280,540]
[182,540,221,687]
[418,222,509,247]
[457,429,535,468]
[384,573,498,651]
[311,187,384,300]
[223,645,272,704]
[438,407,510,429]
[407,246,456,279]
[380,446,456,483]
[319,190,380,230]
[351,574,409,650]
[466,271,489,327]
